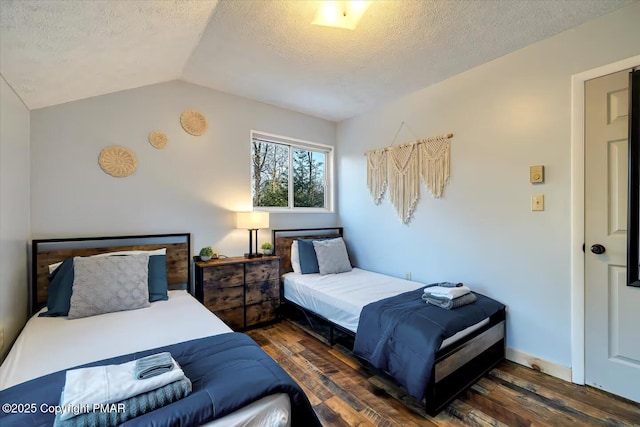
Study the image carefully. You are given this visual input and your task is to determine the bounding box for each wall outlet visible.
[405,272,412,280]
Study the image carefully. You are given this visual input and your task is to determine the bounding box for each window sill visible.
[253,207,334,214]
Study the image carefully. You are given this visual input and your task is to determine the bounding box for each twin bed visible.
[1,233,319,427]
[273,227,506,416]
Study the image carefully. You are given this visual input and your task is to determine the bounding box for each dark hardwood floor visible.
[246,320,640,427]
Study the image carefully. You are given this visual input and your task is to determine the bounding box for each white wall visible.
[0,75,30,360]
[30,80,337,255]
[337,3,640,368]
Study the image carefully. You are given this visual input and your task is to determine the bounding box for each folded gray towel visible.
[134,352,174,380]
[424,281,463,288]
[53,377,192,427]
[422,292,477,309]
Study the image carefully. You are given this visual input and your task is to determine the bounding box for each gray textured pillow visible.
[313,238,352,275]
[68,254,151,319]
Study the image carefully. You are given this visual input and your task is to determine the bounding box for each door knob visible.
[590,244,606,255]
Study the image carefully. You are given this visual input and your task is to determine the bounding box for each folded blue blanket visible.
[422,291,477,309]
[134,352,174,380]
[53,377,192,427]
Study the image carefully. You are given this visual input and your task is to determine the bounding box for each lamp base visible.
[244,253,263,258]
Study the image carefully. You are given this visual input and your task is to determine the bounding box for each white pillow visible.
[313,238,352,275]
[291,241,301,273]
[48,248,167,274]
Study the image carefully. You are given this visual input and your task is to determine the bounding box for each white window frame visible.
[251,130,334,213]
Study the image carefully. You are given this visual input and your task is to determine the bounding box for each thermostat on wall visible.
[530,165,544,183]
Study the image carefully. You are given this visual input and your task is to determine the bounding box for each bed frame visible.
[31,233,191,315]
[273,228,506,416]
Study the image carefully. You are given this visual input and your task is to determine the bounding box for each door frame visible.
[570,54,640,385]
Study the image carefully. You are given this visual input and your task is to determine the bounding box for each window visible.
[251,131,332,211]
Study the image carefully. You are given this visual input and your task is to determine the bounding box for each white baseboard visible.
[506,347,572,382]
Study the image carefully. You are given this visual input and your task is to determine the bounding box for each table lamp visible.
[236,211,269,258]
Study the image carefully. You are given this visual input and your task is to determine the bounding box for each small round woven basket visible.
[149,131,168,149]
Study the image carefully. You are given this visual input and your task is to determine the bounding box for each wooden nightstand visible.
[194,256,280,330]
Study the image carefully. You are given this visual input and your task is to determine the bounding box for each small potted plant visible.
[199,246,216,261]
[261,242,274,255]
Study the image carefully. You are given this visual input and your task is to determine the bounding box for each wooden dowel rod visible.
[364,133,453,155]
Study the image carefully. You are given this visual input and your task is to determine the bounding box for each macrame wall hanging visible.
[388,144,420,224]
[366,149,387,204]
[419,135,450,198]
[365,122,453,224]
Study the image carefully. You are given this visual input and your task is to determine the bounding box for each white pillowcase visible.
[312,238,352,275]
[48,248,167,274]
[291,241,301,273]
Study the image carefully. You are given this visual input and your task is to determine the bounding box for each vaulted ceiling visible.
[0,0,634,121]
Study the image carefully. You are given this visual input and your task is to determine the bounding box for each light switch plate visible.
[532,194,544,211]
[530,165,544,183]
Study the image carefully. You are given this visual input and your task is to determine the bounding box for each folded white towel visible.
[423,285,471,300]
[59,358,185,421]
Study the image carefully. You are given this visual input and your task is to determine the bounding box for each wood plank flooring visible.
[246,320,640,427]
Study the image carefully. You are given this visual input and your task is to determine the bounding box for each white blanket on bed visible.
[60,358,185,420]
[423,285,471,299]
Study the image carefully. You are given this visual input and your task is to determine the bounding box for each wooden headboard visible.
[31,233,191,315]
[272,227,344,274]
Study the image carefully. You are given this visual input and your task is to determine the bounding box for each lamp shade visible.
[236,211,269,229]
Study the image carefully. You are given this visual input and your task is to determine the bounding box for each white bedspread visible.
[1,290,232,390]
[0,290,290,427]
[284,268,420,333]
[284,268,488,349]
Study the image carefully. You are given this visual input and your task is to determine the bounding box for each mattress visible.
[284,268,489,349]
[0,290,290,427]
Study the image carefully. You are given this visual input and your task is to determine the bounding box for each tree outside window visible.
[252,140,289,207]
[293,149,325,208]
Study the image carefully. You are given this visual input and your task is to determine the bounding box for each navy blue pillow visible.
[298,239,321,274]
[39,258,75,317]
[148,254,168,302]
[39,254,168,317]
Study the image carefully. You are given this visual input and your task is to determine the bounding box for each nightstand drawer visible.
[246,279,279,305]
[203,285,244,311]
[203,264,243,287]
[245,260,278,283]
[214,306,245,330]
[246,300,278,327]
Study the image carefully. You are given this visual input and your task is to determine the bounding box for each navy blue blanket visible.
[1,332,321,427]
[353,288,504,401]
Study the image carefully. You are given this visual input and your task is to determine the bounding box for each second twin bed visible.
[274,228,506,416]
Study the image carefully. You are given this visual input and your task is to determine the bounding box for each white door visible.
[585,68,640,402]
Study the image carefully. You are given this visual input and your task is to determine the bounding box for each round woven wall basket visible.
[149,131,168,149]
[99,145,137,177]
[180,109,208,136]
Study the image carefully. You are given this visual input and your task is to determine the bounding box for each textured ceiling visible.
[0,0,219,109]
[0,0,634,121]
